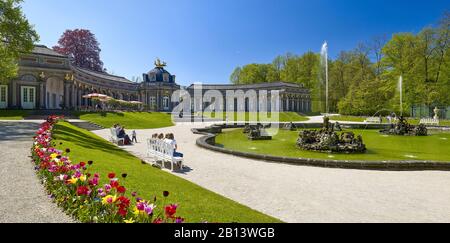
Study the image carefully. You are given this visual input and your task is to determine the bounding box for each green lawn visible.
[52,122,280,223]
[216,128,450,162]
[75,111,174,129]
[204,112,309,122]
[330,115,450,126]
[329,115,366,122]
[0,110,30,120]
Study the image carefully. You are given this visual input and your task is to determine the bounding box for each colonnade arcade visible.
[280,93,311,112]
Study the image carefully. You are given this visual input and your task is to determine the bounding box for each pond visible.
[215,128,450,162]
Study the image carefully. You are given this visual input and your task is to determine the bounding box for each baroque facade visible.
[0,45,311,113]
[1,45,180,111]
[187,82,311,113]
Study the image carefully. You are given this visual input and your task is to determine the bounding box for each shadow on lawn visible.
[53,124,132,159]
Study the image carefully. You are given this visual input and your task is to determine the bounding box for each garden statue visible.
[296,117,366,153]
[243,125,251,134]
[380,116,428,136]
[282,122,297,131]
[434,107,440,120]
[334,122,342,131]
[247,124,272,140]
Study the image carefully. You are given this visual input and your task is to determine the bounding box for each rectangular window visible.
[30,88,35,103]
[163,96,170,109]
[0,85,6,102]
[23,88,28,103]
[150,97,156,106]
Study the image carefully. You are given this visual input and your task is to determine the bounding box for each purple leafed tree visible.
[53,29,104,72]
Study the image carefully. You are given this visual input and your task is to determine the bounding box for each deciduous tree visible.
[0,0,39,83]
[53,29,104,72]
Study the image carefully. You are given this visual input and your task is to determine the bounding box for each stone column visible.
[39,82,45,109]
[11,80,17,107]
[71,84,76,109]
[301,99,304,112]
[64,82,69,109]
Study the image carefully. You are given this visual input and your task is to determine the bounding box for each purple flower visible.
[104,184,112,193]
[136,201,145,211]
[144,205,154,215]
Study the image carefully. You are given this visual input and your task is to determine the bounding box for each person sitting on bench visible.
[165,133,183,158]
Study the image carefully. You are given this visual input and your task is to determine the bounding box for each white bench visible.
[364,117,382,124]
[147,138,184,171]
[110,128,124,145]
[420,118,439,126]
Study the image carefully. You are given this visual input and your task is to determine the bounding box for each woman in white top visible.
[165,133,183,158]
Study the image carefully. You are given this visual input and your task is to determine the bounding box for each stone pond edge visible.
[192,123,450,171]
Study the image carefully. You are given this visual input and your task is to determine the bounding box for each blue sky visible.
[22,0,449,86]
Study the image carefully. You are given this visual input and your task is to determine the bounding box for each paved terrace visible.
[0,121,73,223]
[94,120,450,223]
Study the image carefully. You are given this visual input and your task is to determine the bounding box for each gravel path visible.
[0,122,73,223]
[94,122,450,223]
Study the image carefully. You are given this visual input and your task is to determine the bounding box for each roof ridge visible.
[76,66,128,79]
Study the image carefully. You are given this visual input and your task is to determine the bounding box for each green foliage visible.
[0,0,39,84]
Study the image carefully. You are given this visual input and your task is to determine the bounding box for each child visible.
[132,130,137,143]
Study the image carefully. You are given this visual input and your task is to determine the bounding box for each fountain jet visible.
[399,76,403,116]
[321,42,329,115]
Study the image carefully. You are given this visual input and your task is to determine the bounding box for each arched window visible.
[163,73,169,82]
[150,73,156,81]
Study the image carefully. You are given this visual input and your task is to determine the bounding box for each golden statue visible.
[154,58,167,68]
[65,73,75,81]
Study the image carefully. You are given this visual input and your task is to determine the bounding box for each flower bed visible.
[31,116,185,223]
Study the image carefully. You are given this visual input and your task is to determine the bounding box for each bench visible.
[420,118,439,126]
[110,128,124,145]
[147,138,184,171]
[364,117,382,124]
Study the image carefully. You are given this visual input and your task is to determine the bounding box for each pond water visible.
[215,128,450,162]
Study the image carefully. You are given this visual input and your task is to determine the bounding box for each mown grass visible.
[203,112,309,122]
[0,110,30,120]
[330,115,450,126]
[52,122,281,223]
[215,128,450,162]
[75,112,174,129]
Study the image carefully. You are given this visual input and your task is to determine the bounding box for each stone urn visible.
[434,107,440,120]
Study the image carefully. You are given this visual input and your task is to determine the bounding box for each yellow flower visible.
[68,177,78,184]
[50,153,58,159]
[79,175,87,182]
[133,207,146,216]
[102,195,117,205]
[124,218,135,224]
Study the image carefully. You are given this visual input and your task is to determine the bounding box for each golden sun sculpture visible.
[154,58,167,68]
